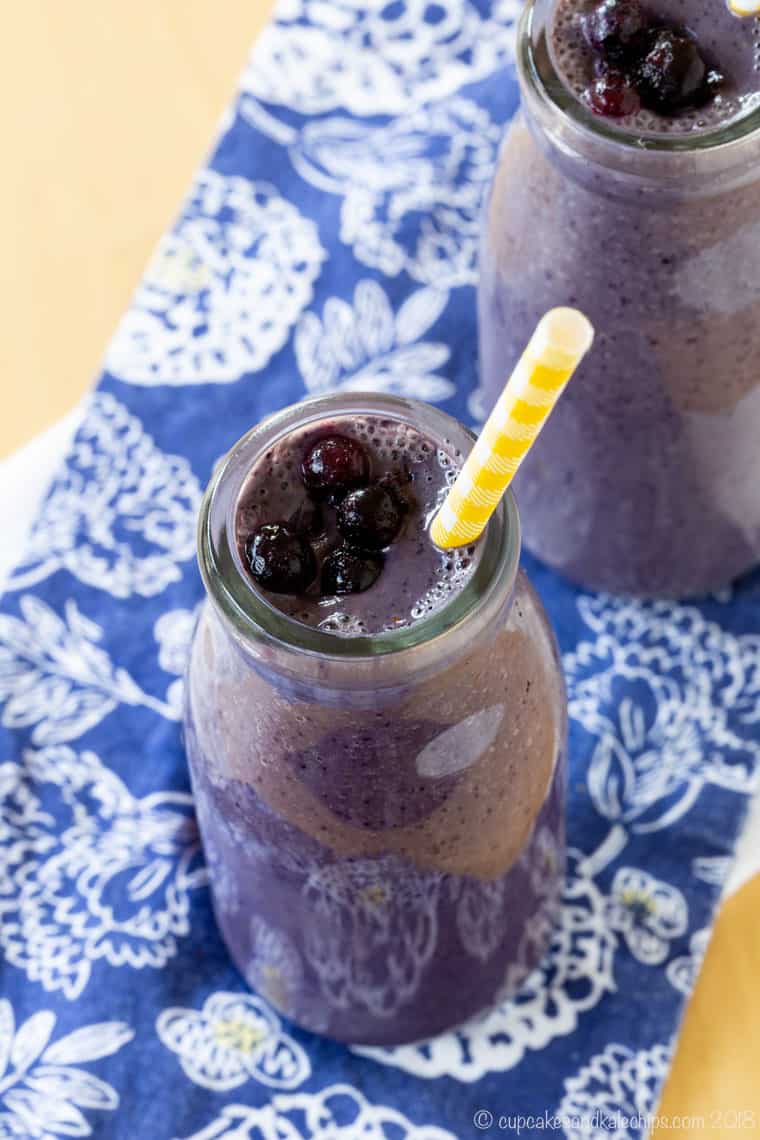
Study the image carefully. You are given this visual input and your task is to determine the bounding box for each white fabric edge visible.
[0,406,85,593]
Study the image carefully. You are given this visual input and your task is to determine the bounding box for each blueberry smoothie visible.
[185,394,566,1045]
[479,0,760,595]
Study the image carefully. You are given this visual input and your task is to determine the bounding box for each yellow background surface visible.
[2,6,759,1136]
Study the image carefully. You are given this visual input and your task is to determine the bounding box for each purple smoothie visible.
[184,394,566,1044]
[478,0,760,596]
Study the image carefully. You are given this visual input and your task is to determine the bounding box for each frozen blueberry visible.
[583,69,641,116]
[635,28,709,111]
[321,546,384,595]
[583,0,646,63]
[301,435,371,501]
[337,483,404,550]
[245,523,316,594]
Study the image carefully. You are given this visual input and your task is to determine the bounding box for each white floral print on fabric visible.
[106,170,325,386]
[154,609,199,677]
[606,867,688,966]
[556,1042,671,1140]
[290,98,500,286]
[450,876,507,962]
[157,991,310,1092]
[295,279,453,400]
[357,851,616,1081]
[153,607,199,717]
[303,856,441,1019]
[0,1000,132,1139]
[528,825,564,897]
[241,0,522,116]
[5,393,201,599]
[244,922,305,1017]
[692,855,731,886]
[666,927,711,995]
[0,595,179,746]
[0,746,206,1000]
[565,595,760,838]
[181,1084,457,1140]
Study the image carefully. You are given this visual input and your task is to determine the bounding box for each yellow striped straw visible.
[431,307,594,550]
[727,0,760,15]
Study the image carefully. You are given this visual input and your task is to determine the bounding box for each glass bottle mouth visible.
[520,0,760,156]
[197,392,520,671]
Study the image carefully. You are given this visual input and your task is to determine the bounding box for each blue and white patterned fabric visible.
[1,3,759,1137]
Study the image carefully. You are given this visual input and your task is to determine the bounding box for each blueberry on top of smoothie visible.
[301,434,371,500]
[635,28,713,111]
[583,68,641,116]
[241,428,419,601]
[582,0,645,61]
[579,0,723,117]
[321,546,384,595]
[246,523,317,594]
[337,484,405,551]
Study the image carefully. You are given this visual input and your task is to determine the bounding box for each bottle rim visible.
[520,0,760,157]
[197,392,520,669]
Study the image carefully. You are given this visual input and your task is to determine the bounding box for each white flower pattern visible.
[154,608,199,676]
[303,856,441,1019]
[692,855,731,887]
[666,927,711,994]
[181,1084,456,1140]
[157,991,310,1091]
[565,595,760,837]
[450,876,507,962]
[244,922,306,1020]
[0,595,178,745]
[0,1000,132,1139]
[606,867,688,966]
[357,851,616,1080]
[0,746,206,999]
[295,279,453,400]
[106,171,325,385]
[5,393,201,599]
[241,0,521,115]
[556,1042,672,1140]
[290,98,500,286]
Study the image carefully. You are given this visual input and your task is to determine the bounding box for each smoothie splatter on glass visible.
[184,394,566,1045]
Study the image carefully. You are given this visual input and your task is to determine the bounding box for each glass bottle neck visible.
[519,0,760,196]
[197,393,520,691]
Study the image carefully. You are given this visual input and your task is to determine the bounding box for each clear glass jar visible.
[478,0,760,597]
[184,392,566,1045]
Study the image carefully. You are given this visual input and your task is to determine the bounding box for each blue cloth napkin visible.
[2,2,759,1137]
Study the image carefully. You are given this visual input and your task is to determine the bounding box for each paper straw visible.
[431,307,594,550]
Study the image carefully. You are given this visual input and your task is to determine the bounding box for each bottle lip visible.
[520,0,760,160]
[197,392,520,670]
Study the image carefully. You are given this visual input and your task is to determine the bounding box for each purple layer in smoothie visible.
[185,404,566,1044]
